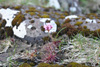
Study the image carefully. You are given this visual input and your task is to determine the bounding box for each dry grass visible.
[62,34,100,67]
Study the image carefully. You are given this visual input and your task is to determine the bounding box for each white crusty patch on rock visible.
[40,18,57,33]
[13,21,26,38]
[65,15,79,20]
[27,25,32,29]
[0,8,19,26]
[85,18,97,23]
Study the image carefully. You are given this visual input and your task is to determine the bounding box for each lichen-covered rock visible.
[63,15,100,37]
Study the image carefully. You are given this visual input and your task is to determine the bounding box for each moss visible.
[64,13,68,16]
[61,23,78,37]
[80,29,91,37]
[0,29,5,40]
[30,20,35,23]
[37,63,64,67]
[2,19,6,27]
[59,15,65,19]
[52,64,64,67]
[55,12,60,15]
[66,62,89,67]
[37,63,50,67]
[74,21,83,26]
[63,18,71,24]
[42,36,51,42]
[82,17,86,20]
[5,27,13,37]
[12,12,25,27]
[86,13,97,18]
[16,14,25,27]
[29,12,35,16]
[52,32,57,38]
[0,23,1,28]
[0,27,13,40]
[29,62,35,66]
[16,15,25,27]
[25,8,38,13]
[14,6,21,10]
[83,26,87,29]
[19,63,32,67]
[93,29,100,37]
[97,22,100,23]
[43,12,48,14]
[44,8,50,12]
[0,17,2,20]
[41,26,45,32]
[55,22,60,27]
[37,14,42,17]
[12,12,21,27]
[89,16,93,19]
[41,14,50,18]
[29,7,36,10]
[86,22,88,23]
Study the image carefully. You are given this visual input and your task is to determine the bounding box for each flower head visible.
[44,23,53,32]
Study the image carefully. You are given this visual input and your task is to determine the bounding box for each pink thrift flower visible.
[44,23,53,32]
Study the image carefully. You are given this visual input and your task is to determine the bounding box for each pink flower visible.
[44,23,53,32]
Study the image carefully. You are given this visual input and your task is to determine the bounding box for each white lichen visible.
[0,8,19,27]
[13,21,26,38]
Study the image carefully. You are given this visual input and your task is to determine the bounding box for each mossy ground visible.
[0,5,100,67]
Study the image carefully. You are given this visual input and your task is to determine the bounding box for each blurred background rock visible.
[0,0,100,14]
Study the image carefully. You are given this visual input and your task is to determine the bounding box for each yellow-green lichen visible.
[83,26,87,29]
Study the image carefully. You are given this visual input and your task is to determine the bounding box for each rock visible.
[0,38,13,53]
